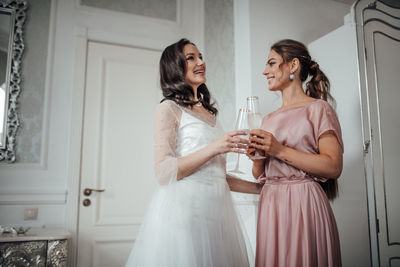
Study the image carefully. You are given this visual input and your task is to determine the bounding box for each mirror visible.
[0,10,12,149]
[0,1,27,162]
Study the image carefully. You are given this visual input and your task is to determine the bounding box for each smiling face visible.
[183,44,206,90]
[262,49,292,91]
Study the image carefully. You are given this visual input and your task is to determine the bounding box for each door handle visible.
[83,188,105,196]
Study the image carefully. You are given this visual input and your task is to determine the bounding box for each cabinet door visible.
[362,3,400,266]
[0,241,46,266]
[46,239,68,267]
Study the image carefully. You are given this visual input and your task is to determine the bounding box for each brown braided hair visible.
[271,39,338,200]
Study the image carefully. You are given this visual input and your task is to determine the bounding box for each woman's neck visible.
[280,82,310,108]
[192,86,199,101]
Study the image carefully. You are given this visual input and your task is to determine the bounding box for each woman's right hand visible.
[248,129,283,157]
[210,130,249,156]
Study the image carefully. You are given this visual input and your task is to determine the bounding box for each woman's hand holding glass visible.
[246,143,266,160]
[210,130,249,156]
[248,129,283,158]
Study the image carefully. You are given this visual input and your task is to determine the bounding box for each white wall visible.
[204,0,235,132]
[309,22,371,267]
[230,2,259,264]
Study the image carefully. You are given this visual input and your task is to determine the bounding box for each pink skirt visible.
[255,179,341,267]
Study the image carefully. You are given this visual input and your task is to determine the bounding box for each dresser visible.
[0,228,70,267]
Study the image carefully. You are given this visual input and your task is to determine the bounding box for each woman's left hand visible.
[249,129,283,157]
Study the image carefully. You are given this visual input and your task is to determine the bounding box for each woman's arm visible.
[246,148,268,179]
[250,129,343,179]
[226,174,262,194]
[252,160,266,179]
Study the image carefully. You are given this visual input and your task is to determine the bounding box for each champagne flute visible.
[228,108,249,174]
[247,96,266,160]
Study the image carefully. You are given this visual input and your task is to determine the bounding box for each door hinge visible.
[364,140,371,154]
[376,218,380,234]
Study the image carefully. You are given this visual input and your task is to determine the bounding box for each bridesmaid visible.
[248,39,343,267]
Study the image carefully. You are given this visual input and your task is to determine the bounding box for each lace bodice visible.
[154,100,226,185]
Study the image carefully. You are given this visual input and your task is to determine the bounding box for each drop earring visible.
[289,73,295,81]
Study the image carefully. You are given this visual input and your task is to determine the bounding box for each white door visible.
[364,19,400,267]
[77,41,161,267]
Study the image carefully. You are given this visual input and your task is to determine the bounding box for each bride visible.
[125,38,261,267]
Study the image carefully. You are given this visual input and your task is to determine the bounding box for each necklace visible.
[195,99,202,107]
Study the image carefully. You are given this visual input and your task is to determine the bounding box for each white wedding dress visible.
[125,100,249,267]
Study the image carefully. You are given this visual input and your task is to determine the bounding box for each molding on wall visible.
[0,189,67,205]
[233,0,252,110]
[38,0,59,170]
[181,0,204,51]
[228,0,252,170]
[0,0,58,171]
[66,26,88,267]
[0,162,47,170]
[74,0,181,25]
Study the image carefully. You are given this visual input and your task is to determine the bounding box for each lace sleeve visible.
[153,101,182,185]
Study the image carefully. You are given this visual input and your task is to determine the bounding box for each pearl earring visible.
[289,73,295,81]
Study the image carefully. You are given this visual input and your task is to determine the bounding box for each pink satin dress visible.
[255,99,343,267]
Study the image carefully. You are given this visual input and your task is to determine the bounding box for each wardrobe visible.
[309,1,400,266]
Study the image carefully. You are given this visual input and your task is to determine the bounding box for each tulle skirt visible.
[255,179,341,267]
[125,176,249,267]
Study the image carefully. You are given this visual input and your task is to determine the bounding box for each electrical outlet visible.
[24,207,38,220]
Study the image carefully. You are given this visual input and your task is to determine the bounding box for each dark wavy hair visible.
[271,39,338,200]
[159,38,218,115]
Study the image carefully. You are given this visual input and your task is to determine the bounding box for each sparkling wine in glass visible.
[247,96,266,160]
[228,108,249,174]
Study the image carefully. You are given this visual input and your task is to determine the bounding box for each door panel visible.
[92,239,133,267]
[77,41,161,267]
[374,32,400,245]
[364,17,400,266]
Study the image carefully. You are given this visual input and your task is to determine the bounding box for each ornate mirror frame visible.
[0,0,27,162]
